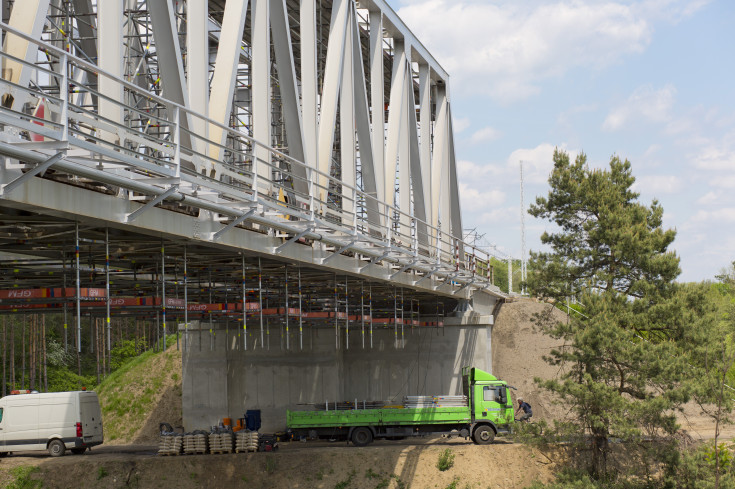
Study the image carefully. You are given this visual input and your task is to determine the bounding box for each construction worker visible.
[516,397,533,422]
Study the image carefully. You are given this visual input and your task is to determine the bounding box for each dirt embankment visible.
[96,345,183,445]
[492,298,726,441]
[0,439,560,489]
[493,299,570,423]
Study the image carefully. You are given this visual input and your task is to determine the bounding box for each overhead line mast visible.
[519,160,527,295]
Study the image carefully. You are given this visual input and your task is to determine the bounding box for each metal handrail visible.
[0,21,504,296]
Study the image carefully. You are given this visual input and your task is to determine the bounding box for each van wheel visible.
[71,448,86,455]
[472,425,495,445]
[0,452,8,458]
[351,427,373,447]
[48,439,66,457]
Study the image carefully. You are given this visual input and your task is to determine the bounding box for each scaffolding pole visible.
[360,281,365,349]
[345,276,349,350]
[242,254,248,351]
[75,222,81,354]
[183,246,188,351]
[258,257,264,349]
[285,266,289,350]
[369,283,373,348]
[161,241,166,351]
[298,267,303,351]
[334,274,339,350]
[105,228,111,372]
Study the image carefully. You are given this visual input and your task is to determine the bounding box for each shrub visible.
[437,448,455,471]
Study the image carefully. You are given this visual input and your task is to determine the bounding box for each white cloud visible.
[458,183,506,211]
[696,191,721,205]
[643,144,661,157]
[452,117,471,134]
[693,138,735,170]
[478,206,521,226]
[509,143,577,185]
[689,208,735,223]
[709,175,735,189]
[456,159,505,180]
[603,84,677,131]
[470,126,501,144]
[637,0,713,23]
[632,175,683,195]
[396,0,706,102]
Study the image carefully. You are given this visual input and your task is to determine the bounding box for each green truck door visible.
[475,383,509,423]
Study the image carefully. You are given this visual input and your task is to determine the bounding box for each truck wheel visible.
[351,427,373,447]
[472,425,495,445]
[48,439,66,457]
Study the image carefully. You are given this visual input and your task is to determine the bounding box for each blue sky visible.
[394,0,735,282]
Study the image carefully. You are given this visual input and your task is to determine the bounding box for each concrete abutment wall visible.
[182,318,495,432]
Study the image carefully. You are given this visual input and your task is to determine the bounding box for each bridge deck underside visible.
[0,203,457,326]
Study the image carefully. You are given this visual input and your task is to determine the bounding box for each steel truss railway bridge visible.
[0,0,508,429]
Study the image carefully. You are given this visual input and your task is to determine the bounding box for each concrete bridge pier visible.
[182,299,497,432]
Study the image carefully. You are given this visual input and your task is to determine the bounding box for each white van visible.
[0,391,104,457]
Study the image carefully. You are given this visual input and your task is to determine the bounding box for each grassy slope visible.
[95,344,182,444]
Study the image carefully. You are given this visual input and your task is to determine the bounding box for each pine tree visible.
[528,150,690,477]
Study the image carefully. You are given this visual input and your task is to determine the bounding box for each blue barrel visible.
[245,410,261,432]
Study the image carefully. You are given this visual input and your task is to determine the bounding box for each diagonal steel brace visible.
[126,185,179,222]
[360,249,392,272]
[275,224,314,254]
[322,239,357,264]
[452,280,475,295]
[1,152,64,197]
[415,267,440,286]
[213,208,257,241]
[390,259,419,279]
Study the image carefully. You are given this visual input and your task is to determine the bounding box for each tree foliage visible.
[527,150,700,478]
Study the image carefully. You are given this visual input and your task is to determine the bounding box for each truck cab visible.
[462,366,515,441]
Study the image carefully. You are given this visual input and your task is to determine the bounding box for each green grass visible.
[6,466,42,489]
[374,479,389,489]
[334,470,356,489]
[95,336,180,442]
[445,477,460,489]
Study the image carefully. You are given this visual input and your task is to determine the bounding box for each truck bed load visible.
[288,406,471,429]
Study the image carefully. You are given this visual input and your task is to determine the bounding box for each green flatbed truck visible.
[287,367,515,446]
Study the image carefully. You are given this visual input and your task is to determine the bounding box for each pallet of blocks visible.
[183,432,209,455]
[157,434,183,456]
[235,430,259,453]
[209,432,234,454]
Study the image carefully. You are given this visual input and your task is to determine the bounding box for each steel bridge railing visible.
[0,22,504,297]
